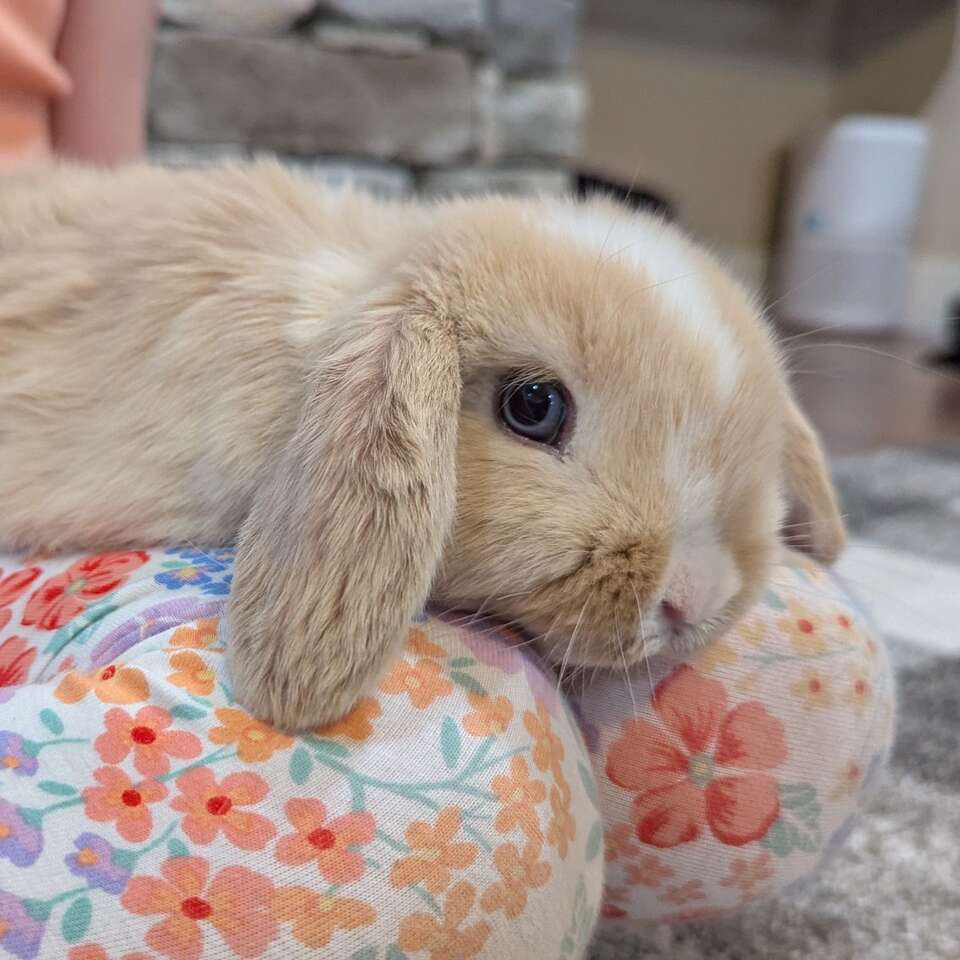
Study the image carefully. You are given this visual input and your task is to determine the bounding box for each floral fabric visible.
[0,548,894,958]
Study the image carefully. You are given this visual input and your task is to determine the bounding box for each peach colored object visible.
[0,0,70,163]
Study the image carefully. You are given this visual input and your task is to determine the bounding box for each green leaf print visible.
[386,946,408,960]
[39,709,64,735]
[440,716,461,769]
[762,588,787,610]
[111,849,137,872]
[42,599,118,655]
[577,761,599,808]
[167,838,190,858]
[170,704,206,721]
[585,821,603,862]
[761,782,822,856]
[448,657,475,669]
[61,896,92,943]
[350,949,378,960]
[449,670,486,697]
[290,746,313,785]
[310,738,350,758]
[38,781,77,797]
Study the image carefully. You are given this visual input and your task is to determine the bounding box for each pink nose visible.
[660,599,688,629]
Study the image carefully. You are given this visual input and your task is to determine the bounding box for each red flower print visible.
[22,551,148,630]
[171,767,276,851]
[83,766,168,842]
[606,664,787,848]
[55,663,149,705]
[0,636,37,689]
[276,799,375,883]
[0,566,41,632]
[95,707,201,776]
[121,857,276,960]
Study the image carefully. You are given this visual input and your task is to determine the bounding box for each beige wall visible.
[579,32,833,284]
[579,2,960,318]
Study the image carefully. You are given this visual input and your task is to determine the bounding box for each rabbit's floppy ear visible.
[781,397,845,564]
[226,283,460,731]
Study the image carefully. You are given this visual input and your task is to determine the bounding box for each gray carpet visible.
[591,447,960,960]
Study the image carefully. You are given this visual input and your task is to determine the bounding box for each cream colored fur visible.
[0,161,844,730]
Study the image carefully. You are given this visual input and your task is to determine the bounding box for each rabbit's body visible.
[0,161,844,729]
[0,163,419,550]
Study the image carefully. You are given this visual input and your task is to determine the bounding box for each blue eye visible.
[499,378,568,446]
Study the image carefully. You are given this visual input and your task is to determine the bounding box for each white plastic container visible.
[774,115,929,333]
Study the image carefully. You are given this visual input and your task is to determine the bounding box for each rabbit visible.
[0,160,844,731]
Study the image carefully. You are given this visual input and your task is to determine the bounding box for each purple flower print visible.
[0,801,42,868]
[0,892,45,960]
[0,732,37,777]
[65,833,130,894]
[89,597,223,666]
[444,612,561,714]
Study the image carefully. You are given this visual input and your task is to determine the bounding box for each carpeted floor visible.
[591,447,960,960]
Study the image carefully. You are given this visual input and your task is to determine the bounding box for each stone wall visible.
[149,0,584,198]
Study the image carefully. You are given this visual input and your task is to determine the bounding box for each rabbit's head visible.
[229,195,843,729]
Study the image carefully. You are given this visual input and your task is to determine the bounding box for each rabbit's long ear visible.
[227,287,460,731]
[781,397,846,565]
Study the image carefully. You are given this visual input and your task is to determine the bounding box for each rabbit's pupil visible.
[500,379,567,446]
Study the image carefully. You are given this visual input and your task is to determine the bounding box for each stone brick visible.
[150,33,474,163]
[161,0,318,35]
[419,165,571,198]
[275,155,415,197]
[487,76,584,159]
[313,22,429,56]
[149,142,249,167]
[493,0,580,75]
[316,0,487,46]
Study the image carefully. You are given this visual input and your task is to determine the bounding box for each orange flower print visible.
[168,618,220,650]
[694,638,738,675]
[604,822,640,863]
[83,766,167,842]
[55,663,149,705]
[398,881,491,960]
[830,759,863,800]
[480,841,551,919]
[207,708,293,763]
[21,552,149,630]
[546,776,575,859]
[314,697,382,742]
[379,658,453,709]
[121,856,276,960]
[463,693,513,738]
[845,665,873,714]
[171,767,276,851]
[276,798,375,883]
[272,885,375,949]
[606,664,787,848]
[523,700,564,774]
[777,599,827,656]
[659,880,705,907]
[791,668,833,709]
[68,946,151,960]
[406,628,446,658]
[167,651,216,697]
[491,755,546,839]
[391,807,478,894]
[719,852,774,897]
[94,706,202,776]
[624,856,674,888]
